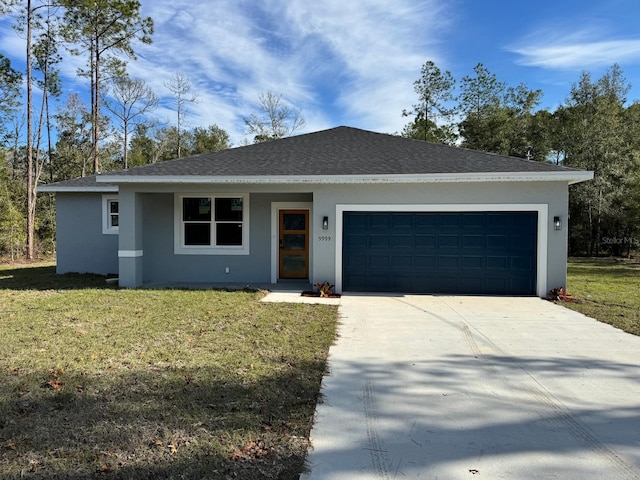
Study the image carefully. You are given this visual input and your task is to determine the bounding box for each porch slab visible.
[140,280,313,292]
[260,290,342,305]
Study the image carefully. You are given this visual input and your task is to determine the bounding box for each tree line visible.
[0,1,304,260]
[1,2,637,260]
[402,61,640,257]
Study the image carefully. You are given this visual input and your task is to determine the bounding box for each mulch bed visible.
[301,291,341,298]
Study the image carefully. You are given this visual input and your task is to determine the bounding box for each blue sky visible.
[2,0,640,145]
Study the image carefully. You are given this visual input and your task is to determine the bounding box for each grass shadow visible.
[0,265,115,291]
[1,364,322,479]
[568,257,640,279]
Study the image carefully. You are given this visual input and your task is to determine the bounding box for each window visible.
[175,194,249,255]
[102,195,119,234]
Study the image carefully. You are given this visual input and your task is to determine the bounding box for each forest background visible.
[1,1,638,261]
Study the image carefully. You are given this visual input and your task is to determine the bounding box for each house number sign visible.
[318,236,332,241]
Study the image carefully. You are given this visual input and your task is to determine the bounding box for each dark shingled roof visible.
[37,175,116,191]
[102,126,581,178]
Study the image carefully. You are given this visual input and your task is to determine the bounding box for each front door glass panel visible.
[283,213,306,230]
[279,210,309,279]
[283,233,306,251]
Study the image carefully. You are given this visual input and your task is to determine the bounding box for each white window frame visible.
[174,193,250,255]
[102,195,119,235]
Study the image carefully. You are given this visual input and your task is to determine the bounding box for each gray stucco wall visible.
[56,193,118,275]
[311,181,570,295]
[138,191,312,284]
[109,180,571,295]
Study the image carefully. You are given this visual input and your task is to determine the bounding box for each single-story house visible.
[39,126,593,296]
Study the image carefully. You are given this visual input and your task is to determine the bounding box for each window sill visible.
[174,246,250,256]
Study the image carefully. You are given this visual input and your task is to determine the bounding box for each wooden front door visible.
[279,209,309,279]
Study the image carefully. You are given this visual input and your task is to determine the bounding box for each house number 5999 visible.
[318,236,332,241]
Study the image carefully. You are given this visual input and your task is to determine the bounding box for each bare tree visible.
[5,0,66,258]
[164,72,196,158]
[54,93,94,179]
[102,76,157,168]
[60,0,153,174]
[25,0,35,258]
[243,91,305,143]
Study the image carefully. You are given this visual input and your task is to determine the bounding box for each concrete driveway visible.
[300,295,640,480]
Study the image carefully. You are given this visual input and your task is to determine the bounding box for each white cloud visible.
[132,0,453,143]
[0,23,25,60]
[509,28,640,70]
[1,1,455,145]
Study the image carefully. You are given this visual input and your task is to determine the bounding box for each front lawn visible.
[0,263,338,479]
[565,257,640,336]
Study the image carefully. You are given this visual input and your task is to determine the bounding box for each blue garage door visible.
[343,211,537,295]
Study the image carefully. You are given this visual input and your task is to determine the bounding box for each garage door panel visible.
[439,235,460,248]
[369,214,390,228]
[462,275,484,290]
[344,273,367,289]
[369,235,390,248]
[487,213,509,226]
[343,211,537,295]
[391,275,412,291]
[368,274,389,290]
[440,214,461,228]
[416,235,437,247]
[463,213,485,228]
[392,255,413,268]
[511,255,534,271]
[346,254,367,268]
[486,256,509,270]
[487,234,508,249]
[344,233,367,247]
[512,234,535,250]
[437,275,461,292]
[415,214,437,228]
[485,277,508,293]
[392,214,413,228]
[415,255,436,268]
[345,213,367,229]
[391,235,413,248]
[463,235,484,248]
[463,256,483,269]
[438,255,460,269]
[511,277,535,294]
[369,255,390,268]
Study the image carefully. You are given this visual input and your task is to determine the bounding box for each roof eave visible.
[37,185,119,193]
[97,171,594,185]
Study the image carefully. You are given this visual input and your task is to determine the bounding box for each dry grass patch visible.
[0,263,338,479]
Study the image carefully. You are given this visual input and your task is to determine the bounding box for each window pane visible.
[283,213,305,230]
[216,223,242,246]
[183,198,211,221]
[282,254,306,276]
[185,223,211,245]
[215,198,243,221]
[109,201,119,214]
[283,233,305,250]
[110,215,119,227]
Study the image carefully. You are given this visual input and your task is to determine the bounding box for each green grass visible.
[565,257,640,336]
[0,263,339,479]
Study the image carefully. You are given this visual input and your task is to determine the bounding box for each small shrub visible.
[314,281,335,297]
